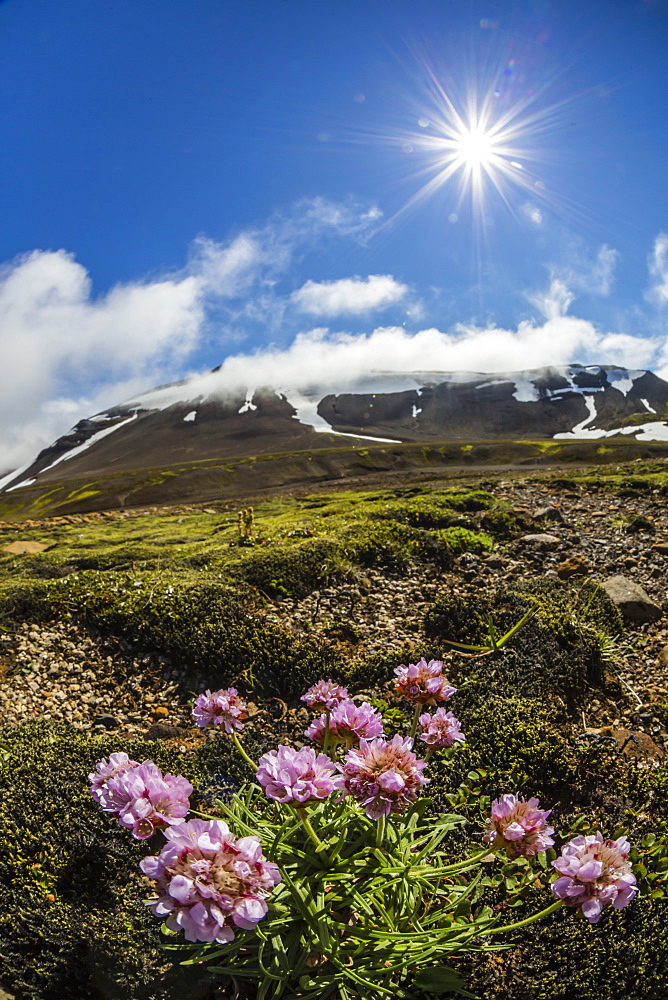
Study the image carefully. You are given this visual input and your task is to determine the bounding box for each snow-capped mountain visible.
[2,364,667,495]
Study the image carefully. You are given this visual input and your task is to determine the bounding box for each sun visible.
[386,52,571,228]
[450,122,498,170]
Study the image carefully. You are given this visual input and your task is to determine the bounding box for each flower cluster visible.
[305,699,384,747]
[89,755,192,840]
[256,745,344,805]
[483,794,555,859]
[551,832,638,923]
[418,708,465,750]
[301,679,349,712]
[192,687,247,732]
[90,660,644,970]
[341,735,429,819]
[394,658,456,705]
[89,751,138,805]
[140,819,281,943]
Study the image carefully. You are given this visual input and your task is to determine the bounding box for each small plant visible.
[443,606,537,659]
[90,658,644,1000]
[237,506,256,545]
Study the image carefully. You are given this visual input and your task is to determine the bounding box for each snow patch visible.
[282,389,402,443]
[238,392,257,414]
[412,405,422,418]
[183,411,197,422]
[0,460,35,492]
[512,377,540,403]
[476,379,512,390]
[5,477,36,492]
[605,368,645,395]
[641,398,657,414]
[37,415,139,476]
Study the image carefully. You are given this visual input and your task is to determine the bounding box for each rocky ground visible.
[1,477,668,756]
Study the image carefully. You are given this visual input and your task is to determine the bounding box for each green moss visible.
[433,526,494,554]
[0,721,210,1000]
[227,537,343,598]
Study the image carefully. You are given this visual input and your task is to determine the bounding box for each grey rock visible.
[93,714,121,729]
[145,723,190,740]
[602,575,663,623]
[520,533,560,550]
[534,505,565,523]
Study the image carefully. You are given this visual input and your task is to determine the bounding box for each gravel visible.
[1,477,667,750]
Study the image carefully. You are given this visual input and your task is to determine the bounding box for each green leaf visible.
[413,965,478,997]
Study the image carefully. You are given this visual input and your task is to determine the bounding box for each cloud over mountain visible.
[0,199,666,474]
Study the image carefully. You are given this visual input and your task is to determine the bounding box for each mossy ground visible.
[1,471,668,998]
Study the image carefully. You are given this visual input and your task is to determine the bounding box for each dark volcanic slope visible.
[319,368,668,440]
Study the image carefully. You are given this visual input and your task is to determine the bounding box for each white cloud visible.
[0,211,663,477]
[0,198,382,473]
[550,242,619,298]
[205,307,656,401]
[292,274,408,316]
[648,232,668,305]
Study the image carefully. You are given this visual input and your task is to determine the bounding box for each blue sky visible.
[1,0,668,469]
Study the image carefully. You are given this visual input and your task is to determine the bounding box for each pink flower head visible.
[340,735,429,819]
[301,679,349,712]
[93,758,193,840]
[140,818,280,943]
[418,708,465,751]
[305,700,384,748]
[192,688,247,733]
[394,658,456,705]
[256,745,344,805]
[89,752,139,809]
[551,832,638,924]
[484,794,555,859]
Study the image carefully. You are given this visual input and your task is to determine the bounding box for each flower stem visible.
[439,846,496,873]
[409,704,421,740]
[230,732,258,771]
[188,807,223,822]
[296,808,328,855]
[323,710,332,754]
[479,899,564,936]
[376,814,386,847]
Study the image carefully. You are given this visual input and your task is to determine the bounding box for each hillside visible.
[2,364,668,519]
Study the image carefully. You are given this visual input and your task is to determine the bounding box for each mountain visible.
[2,364,668,499]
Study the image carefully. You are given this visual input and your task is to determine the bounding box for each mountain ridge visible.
[2,364,668,501]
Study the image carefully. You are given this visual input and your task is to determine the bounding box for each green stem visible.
[296,808,328,855]
[479,900,564,936]
[188,807,224,822]
[231,732,258,772]
[323,709,332,754]
[376,814,386,847]
[409,704,422,740]
[438,846,497,873]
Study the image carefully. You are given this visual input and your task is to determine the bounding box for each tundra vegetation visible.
[0,468,667,999]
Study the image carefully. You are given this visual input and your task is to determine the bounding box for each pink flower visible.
[301,679,349,712]
[91,758,193,840]
[89,752,139,809]
[340,735,429,819]
[484,794,555,858]
[192,688,247,733]
[256,745,344,805]
[551,832,638,924]
[305,700,384,747]
[394,658,456,705]
[418,708,465,750]
[140,818,280,943]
